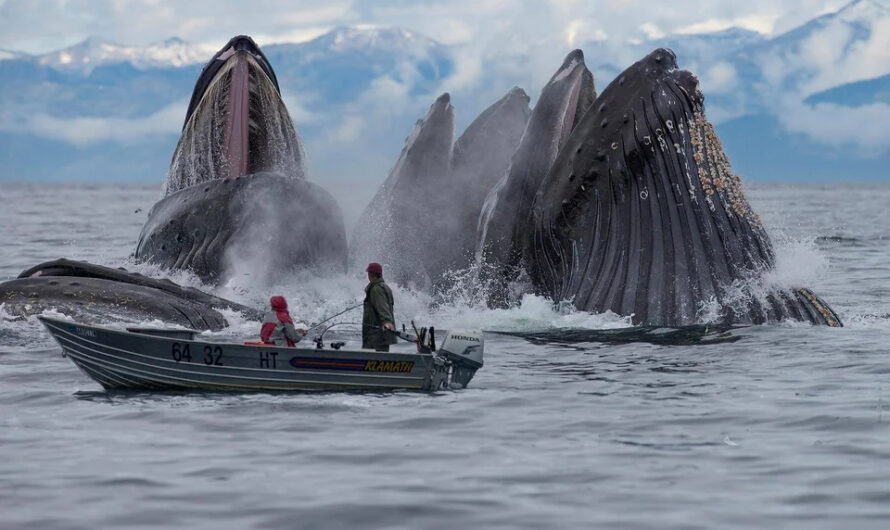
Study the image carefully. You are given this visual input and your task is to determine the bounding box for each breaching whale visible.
[136,35,347,284]
[351,88,530,288]
[351,93,455,288]
[483,49,841,327]
[0,35,346,328]
[477,49,597,303]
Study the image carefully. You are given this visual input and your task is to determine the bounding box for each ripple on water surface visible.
[2,183,890,529]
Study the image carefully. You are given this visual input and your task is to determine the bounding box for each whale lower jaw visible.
[136,172,347,286]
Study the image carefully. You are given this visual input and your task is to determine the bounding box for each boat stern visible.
[438,329,484,388]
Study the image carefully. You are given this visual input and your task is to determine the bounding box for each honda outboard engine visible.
[438,329,484,388]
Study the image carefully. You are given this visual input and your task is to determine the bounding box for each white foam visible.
[763,236,830,290]
[11,222,860,338]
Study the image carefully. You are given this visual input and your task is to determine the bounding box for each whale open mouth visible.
[223,53,250,177]
[183,35,279,128]
[165,35,304,195]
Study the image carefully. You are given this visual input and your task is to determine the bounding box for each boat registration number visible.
[170,342,224,366]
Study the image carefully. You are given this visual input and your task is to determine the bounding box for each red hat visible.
[270,295,288,311]
[366,262,383,275]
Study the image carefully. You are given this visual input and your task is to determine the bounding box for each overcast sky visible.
[0,0,851,54]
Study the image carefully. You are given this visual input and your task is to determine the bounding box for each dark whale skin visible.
[528,48,841,327]
[477,50,596,304]
[436,87,530,280]
[350,93,455,288]
[136,172,347,284]
[351,88,530,288]
[1,259,260,330]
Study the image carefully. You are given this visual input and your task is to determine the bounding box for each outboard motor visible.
[438,329,484,388]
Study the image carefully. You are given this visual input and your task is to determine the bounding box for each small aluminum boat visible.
[38,316,484,393]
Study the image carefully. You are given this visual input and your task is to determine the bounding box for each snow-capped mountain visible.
[302,26,441,55]
[7,27,447,75]
[654,27,766,63]
[744,0,890,96]
[262,27,452,105]
[32,36,216,73]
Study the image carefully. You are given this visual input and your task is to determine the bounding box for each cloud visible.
[0,100,186,145]
[640,23,665,40]
[801,17,890,95]
[327,115,366,144]
[778,98,890,155]
[280,92,324,126]
[1,0,849,55]
[701,61,739,94]
[752,6,890,98]
[675,14,779,35]
[2,0,889,164]
[0,0,357,53]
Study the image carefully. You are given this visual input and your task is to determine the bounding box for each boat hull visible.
[39,316,446,392]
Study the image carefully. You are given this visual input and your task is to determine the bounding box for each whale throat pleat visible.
[527,48,840,326]
[164,53,305,196]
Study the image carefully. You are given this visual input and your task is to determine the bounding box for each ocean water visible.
[1,182,889,529]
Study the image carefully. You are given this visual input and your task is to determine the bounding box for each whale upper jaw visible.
[474,49,596,303]
[183,35,279,129]
[165,35,306,196]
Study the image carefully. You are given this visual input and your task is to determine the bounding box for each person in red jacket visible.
[260,295,307,347]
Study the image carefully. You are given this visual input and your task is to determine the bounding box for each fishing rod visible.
[305,301,363,332]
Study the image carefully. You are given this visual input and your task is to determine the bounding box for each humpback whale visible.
[136,35,347,284]
[441,87,531,278]
[351,88,530,287]
[0,35,346,328]
[0,37,841,330]
[0,259,259,330]
[488,49,841,327]
[477,50,596,303]
[351,93,455,288]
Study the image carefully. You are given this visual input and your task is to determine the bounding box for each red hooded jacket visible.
[261,295,296,347]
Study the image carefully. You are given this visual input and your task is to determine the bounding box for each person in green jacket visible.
[362,262,397,351]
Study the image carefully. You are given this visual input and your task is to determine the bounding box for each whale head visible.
[165,35,306,195]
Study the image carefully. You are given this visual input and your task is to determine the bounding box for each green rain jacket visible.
[362,278,397,349]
